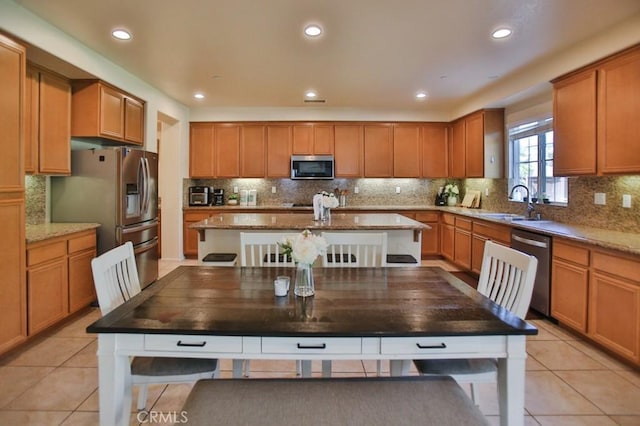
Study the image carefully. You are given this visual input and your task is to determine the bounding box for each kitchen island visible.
[190,212,429,265]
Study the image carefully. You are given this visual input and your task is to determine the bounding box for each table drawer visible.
[262,337,362,354]
[144,335,243,353]
[381,336,506,356]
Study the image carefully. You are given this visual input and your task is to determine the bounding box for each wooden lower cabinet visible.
[26,229,97,337]
[184,211,212,258]
[453,217,472,270]
[416,211,439,257]
[551,240,589,332]
[470,220,511,274]
[440,214,455,261]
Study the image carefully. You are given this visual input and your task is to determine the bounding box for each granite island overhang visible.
[189,212,430,266]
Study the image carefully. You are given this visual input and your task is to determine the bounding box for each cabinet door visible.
[189,123,215,178]
[450,119,465,178]
[266,125,292,177]
[597,48,640,174]
[465,112,484,177]
[24,66,38,174]
[28,257,68,335]
[551,259,589,332]
[240,125,266,177]
[471,234,487,275]
[393,125,421,177]
[454,228,472,270]
[589,273,640,362]
[68,248,96,313]
[124,96,144,145]
[334,125,363,177]
[38,71,71,174]
[553,70,597,175]
[313,124,334,154]
[183,212,211,258]
[364,124,393,177]
[421,222,439,257]
[292,124,313,154]
[440,223,454,261]
[421,123,448,178]
[215,124,240,177]
[99,84,125,140]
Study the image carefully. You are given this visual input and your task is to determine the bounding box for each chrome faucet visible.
[509,184,535,218]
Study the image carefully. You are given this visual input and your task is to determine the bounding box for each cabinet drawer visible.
[144,334,243,353]
[262,337,362,354]
[472,221,511,244]
[593,251,640,282]
[554,240,589,266]
[415,211,439,222]
[441,213,455,226]
[455,217,472,231]
[27,240,66,266]
[68,232,96,254]
[380,336,506,356]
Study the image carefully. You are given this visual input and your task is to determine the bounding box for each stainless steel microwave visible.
[291,155,334,180]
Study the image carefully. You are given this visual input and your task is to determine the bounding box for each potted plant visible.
[542,193,551,204]
[443,183,460,206]
[228,193,239,205]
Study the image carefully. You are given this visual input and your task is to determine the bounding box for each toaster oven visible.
[188,186,211,206]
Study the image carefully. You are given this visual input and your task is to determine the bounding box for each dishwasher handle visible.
[512,234,549,249]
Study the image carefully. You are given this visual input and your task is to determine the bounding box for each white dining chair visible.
[321,232,388,267]
[321,232,388,376]
[413,240,538,404]
[239,232,298,377]
[91,242,220,411]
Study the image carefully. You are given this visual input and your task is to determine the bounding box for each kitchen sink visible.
[477,213,526,220]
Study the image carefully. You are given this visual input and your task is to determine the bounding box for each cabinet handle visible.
[297,343,327,350]
[416,342,447,349]
[177,340,207,347]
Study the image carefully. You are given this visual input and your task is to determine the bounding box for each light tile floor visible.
[0,259,638,425]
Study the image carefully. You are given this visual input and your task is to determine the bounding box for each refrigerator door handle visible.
[133,237,158,255]
[137,157,146,215]
[120,219,159,236]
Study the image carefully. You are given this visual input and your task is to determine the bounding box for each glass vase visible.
[294,263,315,297]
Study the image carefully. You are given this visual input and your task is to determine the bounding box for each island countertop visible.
[190,212,430,231]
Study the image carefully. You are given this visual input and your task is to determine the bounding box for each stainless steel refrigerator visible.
[51,147,159,288]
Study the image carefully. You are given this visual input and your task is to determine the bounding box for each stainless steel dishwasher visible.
[511,229,552,316]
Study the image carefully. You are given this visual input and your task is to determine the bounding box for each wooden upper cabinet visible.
[71,80,145,145]
[552,44,640,176]
[292,123,334,155]
[334,124,363,177]
[214,124,240,177]
[553,69,597,176]
[450,119,465,178]
[25,65,71,175]
[266,125,293,177]
[421,123,449,178]
[464,111,484,177]
[240,125,266,177]
[393,124,421,177]
[189,122,215,177]
[364,124,393,177]
[597,46,640,174]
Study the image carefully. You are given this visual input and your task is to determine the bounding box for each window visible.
[509,118,568,204]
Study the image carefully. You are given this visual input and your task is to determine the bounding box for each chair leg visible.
[376,360,382,376]
[137,384,148,411]
[470,383,480,406]
[322,360,332,377]
[296,360,302,376]
[243,360,251,377]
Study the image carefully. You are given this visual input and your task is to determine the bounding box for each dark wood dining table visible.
[87,265,537,426]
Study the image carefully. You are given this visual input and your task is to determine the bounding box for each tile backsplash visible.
[25,175,47,225]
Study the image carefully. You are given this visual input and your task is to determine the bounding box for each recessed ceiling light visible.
[415,91,428,100]
[305,90,317,98]
[492,28,512,39]
[112,29,131,40]
[304,24,323,37]
[194,93,205,99]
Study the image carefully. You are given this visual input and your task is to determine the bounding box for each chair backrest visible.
[240,232,296,267]
[90,241,141,315]
[321,232,388,267]
[477,240,538,319]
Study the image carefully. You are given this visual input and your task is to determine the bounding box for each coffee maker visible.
[212,188,225,206]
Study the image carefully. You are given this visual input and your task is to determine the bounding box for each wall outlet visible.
[594,192,606,205]
[623,194,632,208]
[485,188,490,197]
[354,186,359,194]
[271,186,277,194]
[395,186,401,194]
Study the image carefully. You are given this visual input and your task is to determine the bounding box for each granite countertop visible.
[185,204,640,256]
[190,212,429,231]
[26,223,101,244]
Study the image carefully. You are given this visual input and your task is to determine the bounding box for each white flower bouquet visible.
[279,230,328,265]
[443,183,459,198]
[321,191,339,208]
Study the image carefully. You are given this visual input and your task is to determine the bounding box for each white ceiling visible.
[15,0,640,114]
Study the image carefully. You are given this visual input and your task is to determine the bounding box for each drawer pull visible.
[177,340,207,347]
[416,342,447,349]
[297,343,327,350]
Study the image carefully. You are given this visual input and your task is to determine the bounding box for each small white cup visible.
[274,276,290,297]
